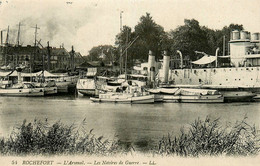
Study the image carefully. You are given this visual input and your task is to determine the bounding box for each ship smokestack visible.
[16,68,23,84]
[71,46,75,72]
[147,50,155,83]
[162,51,170,83]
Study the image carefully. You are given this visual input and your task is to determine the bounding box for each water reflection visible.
[0,95,260,151]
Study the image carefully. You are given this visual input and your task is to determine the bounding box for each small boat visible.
[77,77,96,96]
[221,91,256,102]
[0,81,44,97]
[253,94,260,101]
[147,88,224,103]
[201,85,257,102]
[33,80,58,95]
[90,92,155,104]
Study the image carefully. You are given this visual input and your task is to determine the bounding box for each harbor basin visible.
[0,95,260,152]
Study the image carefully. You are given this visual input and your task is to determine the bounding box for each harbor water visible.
[0,95,260,152]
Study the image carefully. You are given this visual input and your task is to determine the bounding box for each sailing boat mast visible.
[31,24,40,72]
[17,22,21,46]
[16,22,24,46]
[4,26,10,66]
[124,31,128,81]
[119,11,123,74]
[223,35,225,56]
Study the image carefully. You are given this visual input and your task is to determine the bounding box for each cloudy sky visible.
[0,0,260,55]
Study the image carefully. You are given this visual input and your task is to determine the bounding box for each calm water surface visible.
[1,95,260,151]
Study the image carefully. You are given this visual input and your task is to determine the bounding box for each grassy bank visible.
[0,118,126,156]
[157,116,260,157]
[0,116,259,156]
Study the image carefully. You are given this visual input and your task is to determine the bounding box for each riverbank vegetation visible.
[0,118,126,156]
[0,116,259,156]
[157,116,260,157]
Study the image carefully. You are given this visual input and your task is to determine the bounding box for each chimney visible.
[162,51,170,83]
[147,50,155,83]
[71,46,75,72]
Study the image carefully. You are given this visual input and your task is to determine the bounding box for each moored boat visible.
[147,87,224,103]
[90,92,155,104]
[0,82,44,97]
[33,80,58,95]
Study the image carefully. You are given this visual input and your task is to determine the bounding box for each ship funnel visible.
[177,50,183,69]
[16,68,23,84]
[148,50,155,83]
[162,51,170,83]
[232,30,240,40]
[240,31,250,40]
[252,32,260,41]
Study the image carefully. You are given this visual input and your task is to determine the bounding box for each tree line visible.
[86,13,244,67]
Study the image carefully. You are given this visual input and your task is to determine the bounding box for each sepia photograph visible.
[0,0,260,165]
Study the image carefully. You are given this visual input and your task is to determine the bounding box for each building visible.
[0,44,83,72]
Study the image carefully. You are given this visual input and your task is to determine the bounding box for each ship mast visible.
[4,26,9,66]
[119,11,123,74]
[17,22,21,46]
[125,30,129,81]
[16,22,24,46]
[31,24,40,73]
[223,35,225,56]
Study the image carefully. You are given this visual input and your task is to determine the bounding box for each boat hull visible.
[44,87,58,95]
[163,95,224,103]
[0,88,44,97]
[219,91,256,102]
[77,89,96,96]
[56,82,69,93]
[90,95,155,104]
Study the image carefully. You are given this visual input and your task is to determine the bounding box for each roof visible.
[77,61,93,68]
[0,70,62,77]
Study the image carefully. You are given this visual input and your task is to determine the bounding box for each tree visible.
[87,45,117,65]
[134,13,166,60]
[169,19,210,61]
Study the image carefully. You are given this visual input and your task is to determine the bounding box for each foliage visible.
[87,45,118,65]
[0,116,259,157]
[157,116,260,157]
[115,13,168,63]
[0,119,127,156]
[88,13,245,68]
[168,19,210,61]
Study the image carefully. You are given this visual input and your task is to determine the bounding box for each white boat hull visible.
[56,82,69,93]
[163,95,224,103]
[0,88,44,97]
[90,94,155,104]
[44,87,58,95]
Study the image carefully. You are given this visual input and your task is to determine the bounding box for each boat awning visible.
[192,55,216,65]
[34,71,60,77]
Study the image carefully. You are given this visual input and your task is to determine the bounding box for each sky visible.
[0,0,260,55]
